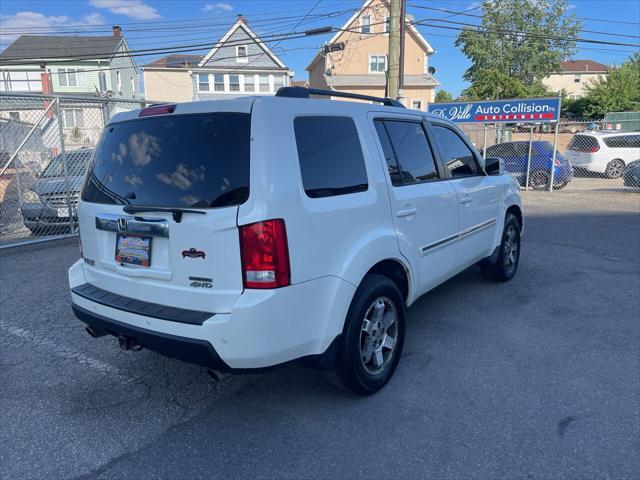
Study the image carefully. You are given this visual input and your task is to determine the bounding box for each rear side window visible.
[294,116,368,198]
[82,113,250,208]
[374,119,438,186]
[568,135,600,152]
[431,125,479,177]
[604,135,640,148]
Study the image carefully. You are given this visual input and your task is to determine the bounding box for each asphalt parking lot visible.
[1,191,639,480]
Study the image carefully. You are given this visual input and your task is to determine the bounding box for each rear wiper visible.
[122,205,206,223]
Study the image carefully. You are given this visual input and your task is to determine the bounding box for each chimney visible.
[112,25,122,39]
[237,14,247,24]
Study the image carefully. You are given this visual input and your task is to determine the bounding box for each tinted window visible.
[377,120,438,185]
[294,116,368,198]
[432,125,479,177]
[82,113,250,208]
[568,134,599,152]
[604,135,640,149]
[487,143,515,158]
[374,120,402,186]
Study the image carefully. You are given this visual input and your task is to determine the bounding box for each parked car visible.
[20,148,93,234]
[623,159,640,187]
[69,89,523,394]
[564,131,640,178]
[485,140,573,190]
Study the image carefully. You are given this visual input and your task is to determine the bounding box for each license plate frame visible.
[115,234,152,267]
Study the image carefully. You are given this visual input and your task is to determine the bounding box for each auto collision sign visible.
[428,97,561,124]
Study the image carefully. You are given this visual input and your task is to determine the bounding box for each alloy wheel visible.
[360,297,398,375]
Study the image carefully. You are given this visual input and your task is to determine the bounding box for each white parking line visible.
[0,320,136,384]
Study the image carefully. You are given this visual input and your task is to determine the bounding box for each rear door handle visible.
[459,196,473,205]
[396,207,417,217]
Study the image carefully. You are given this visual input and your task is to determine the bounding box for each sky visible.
[1,0,639,96]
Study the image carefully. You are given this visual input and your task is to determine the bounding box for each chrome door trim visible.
[420,218,497,255]
[95,213,170,237]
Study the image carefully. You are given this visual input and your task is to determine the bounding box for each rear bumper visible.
[72,303,229,369]
[69,259,355,369]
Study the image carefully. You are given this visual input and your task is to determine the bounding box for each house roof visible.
[0,35,123,63]
[325,73,439,88]
[291,80,309,87]
[306,0,435,71]
[197,18,287,69]
[559,60,608,73]
[143,54,204,69]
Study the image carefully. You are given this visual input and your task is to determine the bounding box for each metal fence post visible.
[549,120,560,192]
[482,125,488,160]
[54,97,75,234]
[525,125,534,191]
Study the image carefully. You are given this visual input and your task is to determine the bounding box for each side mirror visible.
[484,157,504,176]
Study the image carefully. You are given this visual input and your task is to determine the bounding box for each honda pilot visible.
[69,88,523,394]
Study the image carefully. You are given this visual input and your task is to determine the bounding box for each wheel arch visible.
[363,258,411,306]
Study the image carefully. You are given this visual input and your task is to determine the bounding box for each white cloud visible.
[567,4,577,10]
[89,0,161,20]
[203,2,233,12]
[0,11,107,46]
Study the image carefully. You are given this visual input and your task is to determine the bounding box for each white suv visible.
[565,131,640,178]
[69,88,523,394]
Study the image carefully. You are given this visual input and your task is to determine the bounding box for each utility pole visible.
[387,0,401,100]
[397,0,406,104]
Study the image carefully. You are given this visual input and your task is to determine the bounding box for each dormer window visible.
[236,45,248,63]
[360,15,371,34]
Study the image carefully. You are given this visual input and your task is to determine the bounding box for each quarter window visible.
[375,120,439,186]
[432,125,480,177]
[294,116,368,198]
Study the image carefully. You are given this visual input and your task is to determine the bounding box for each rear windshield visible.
[568,135,599,152]
[82,113,250,208]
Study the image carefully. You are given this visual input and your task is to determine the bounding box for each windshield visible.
[42,150,92,178]
[82,113,250,208]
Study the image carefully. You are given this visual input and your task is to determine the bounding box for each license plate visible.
[115,234,152,267]
[57,207,70,217]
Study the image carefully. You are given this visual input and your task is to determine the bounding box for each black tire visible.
[329,274,406,395]
[605,159,625,179]
[554,181,569,190]
[479,213,521,282]
[529,170,550,190]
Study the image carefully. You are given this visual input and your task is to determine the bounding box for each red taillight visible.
[239,219,290,289]
[554,158,562,167]
[586,145,600,153]
[139,104,176,117]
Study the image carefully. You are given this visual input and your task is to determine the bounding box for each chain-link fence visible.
[0,93,153,248]
[460,120,640,192]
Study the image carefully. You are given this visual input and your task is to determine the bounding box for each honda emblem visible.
[117,217,127,232]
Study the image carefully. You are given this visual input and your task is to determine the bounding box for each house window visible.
[229,74,240,92]
[63,109,85,128]
[273,74,284,92]
[245,74,255,92]
[236,45,248,63]
[574,74,581,83]
[384,16,390,33]
[214,74,225,92]
[131,76,136,96]
[116,70,121,92]
[412,100,422,110]
[198,74,210,91]
[58,68,86,87]
[369,55,386,73]
[360,15,371,34]
[0,71,42,92]
[259,74,270,92]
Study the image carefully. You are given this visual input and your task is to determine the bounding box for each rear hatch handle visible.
[122,205,206,223]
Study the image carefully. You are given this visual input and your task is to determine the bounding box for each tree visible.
[456,0,581,93]
[582,53,640,118]
[434,89,454,103]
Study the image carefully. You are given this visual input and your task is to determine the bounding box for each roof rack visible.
[275,86,405,108]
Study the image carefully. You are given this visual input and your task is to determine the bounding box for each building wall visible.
[143,69,193,102]
[332,85,434,110]
[201,25,281,69]
[542,72,606,99]
[108,44,138,99]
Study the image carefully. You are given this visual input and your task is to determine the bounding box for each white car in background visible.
[565,131,640,179]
